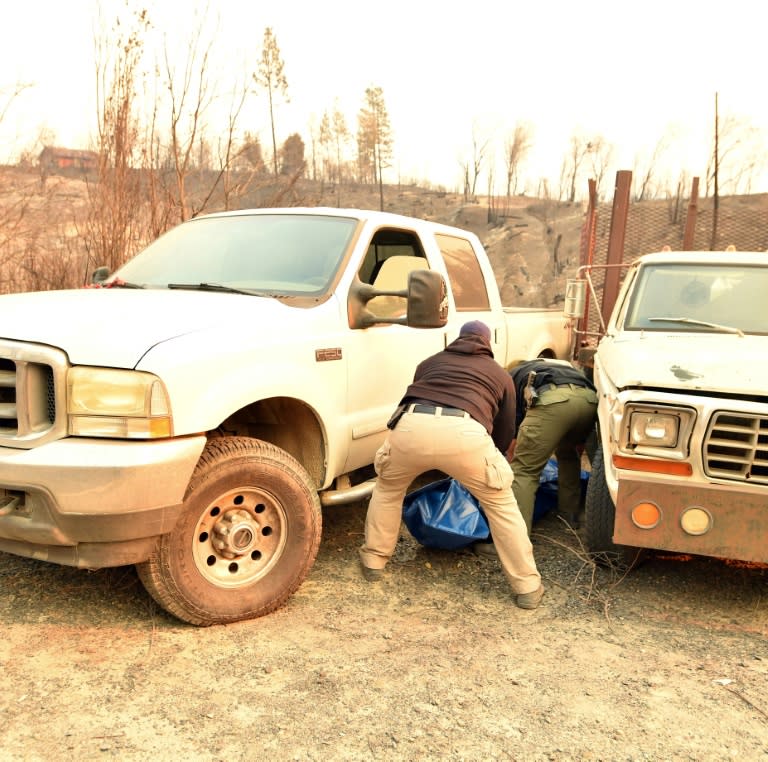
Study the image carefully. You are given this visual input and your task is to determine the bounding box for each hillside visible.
[0,167,582,305]
[2,166,765,306]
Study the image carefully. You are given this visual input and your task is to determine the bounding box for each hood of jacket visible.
[445,333,494,358]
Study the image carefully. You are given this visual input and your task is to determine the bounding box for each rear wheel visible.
[137,437,322,626]
[585,446,643,570]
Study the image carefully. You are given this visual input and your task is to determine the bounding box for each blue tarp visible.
[534,457,590,520]
[402,458,590,550]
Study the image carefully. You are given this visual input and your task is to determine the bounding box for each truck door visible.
[343,228,445,472]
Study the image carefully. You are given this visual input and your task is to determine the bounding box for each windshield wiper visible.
[647,317,744,337]
[167,282,265,296]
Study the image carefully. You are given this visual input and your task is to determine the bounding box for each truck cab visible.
[569,251,768,566]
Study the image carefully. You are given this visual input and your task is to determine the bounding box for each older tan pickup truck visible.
[568,250,768,567]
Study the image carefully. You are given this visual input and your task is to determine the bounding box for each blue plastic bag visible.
[533,457,590,521]
[402,460,592,551]
[533,459,560,521]
[402,478,490,550]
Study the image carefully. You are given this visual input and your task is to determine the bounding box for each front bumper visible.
[0,435,206,568]
[614,477,768,564]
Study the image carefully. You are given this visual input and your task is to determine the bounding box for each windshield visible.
[112,213,359,295]
[623,263,768,335]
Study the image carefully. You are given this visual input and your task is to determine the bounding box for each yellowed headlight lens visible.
[67,367,172,438]
[629,412,678,447]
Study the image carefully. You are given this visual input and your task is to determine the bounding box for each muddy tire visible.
[585,446,643,571]
[137,437,322,626]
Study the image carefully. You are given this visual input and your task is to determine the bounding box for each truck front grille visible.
[0,359,17,433]
[0,341,68,448]
[704,411,768,485]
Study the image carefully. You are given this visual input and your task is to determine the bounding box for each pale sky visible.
[2,0,767,195]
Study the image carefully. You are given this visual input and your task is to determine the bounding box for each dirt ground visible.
[0,497,766,762]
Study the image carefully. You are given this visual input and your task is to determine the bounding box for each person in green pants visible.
[508,358,598,534]
[474,357,597,557]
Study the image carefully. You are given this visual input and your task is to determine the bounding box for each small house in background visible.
[38,146,99,176]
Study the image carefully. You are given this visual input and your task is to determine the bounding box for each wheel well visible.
[213,398,326,488]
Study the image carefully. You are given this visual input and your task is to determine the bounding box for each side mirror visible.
[563,278,587,318]
[91,266,111,285]
[348,269,448,329]
[406,269,448,328]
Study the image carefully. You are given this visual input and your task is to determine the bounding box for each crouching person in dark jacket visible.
[358,321,544,610]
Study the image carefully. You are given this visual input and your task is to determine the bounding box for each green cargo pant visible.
[511,384,598,534]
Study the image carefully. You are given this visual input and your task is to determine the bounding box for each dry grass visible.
[2,167,766,302]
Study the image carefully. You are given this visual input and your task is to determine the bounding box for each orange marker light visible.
[613,455,692,477]
[631,502,661,529]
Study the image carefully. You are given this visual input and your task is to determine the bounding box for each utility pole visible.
[710,92,720,250]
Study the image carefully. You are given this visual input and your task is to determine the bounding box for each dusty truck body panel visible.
[501,306,572,362]
[0,207,571,625]
[582,250,768,564]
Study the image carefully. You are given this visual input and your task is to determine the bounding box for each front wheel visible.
[584,446,643,571]
[137,437,322,626]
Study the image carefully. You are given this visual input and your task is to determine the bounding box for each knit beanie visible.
[459,320,491,342]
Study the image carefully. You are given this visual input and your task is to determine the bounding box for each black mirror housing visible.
[406,270,448,328]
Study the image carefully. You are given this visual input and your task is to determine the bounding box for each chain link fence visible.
[592,192,768,262]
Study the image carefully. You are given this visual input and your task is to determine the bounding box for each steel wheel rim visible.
[192,486,287,587]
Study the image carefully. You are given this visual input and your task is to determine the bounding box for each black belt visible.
[407,403,469,418]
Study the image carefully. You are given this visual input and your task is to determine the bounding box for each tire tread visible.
[137,436,322,626]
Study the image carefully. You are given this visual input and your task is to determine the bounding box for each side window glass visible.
[357,229,429,319]
[435,233,491,311]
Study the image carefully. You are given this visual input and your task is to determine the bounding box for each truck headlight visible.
[629,411,679,447]
[620,404,696,458]
[67,367,172,439]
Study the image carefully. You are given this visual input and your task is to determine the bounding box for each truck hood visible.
[599,332,768,395]
[0,288,313,367]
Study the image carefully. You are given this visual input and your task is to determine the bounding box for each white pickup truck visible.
[0,207,571,625]
[571,250,768,567]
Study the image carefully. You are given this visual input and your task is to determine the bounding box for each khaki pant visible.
[359,409,541,595]
[511,385,598,533]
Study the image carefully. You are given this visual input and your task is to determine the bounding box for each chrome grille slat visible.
[704,411,768,484]
[0,341,69,448]
[0,360,16,434]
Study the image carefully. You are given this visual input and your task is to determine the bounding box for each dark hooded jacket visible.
[400,334,517,451]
